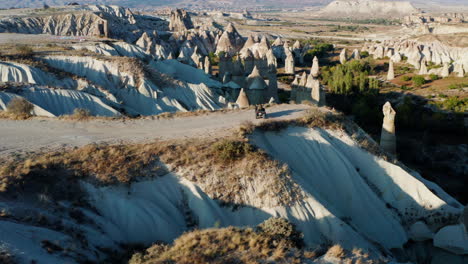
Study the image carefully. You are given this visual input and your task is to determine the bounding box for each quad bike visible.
[255,105,267,119]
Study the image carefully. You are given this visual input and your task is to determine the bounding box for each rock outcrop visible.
[169,9,194,32]
[381,102,396,155]
[365,38,468,78]
[0,5,168,42]
[340,48,347,64]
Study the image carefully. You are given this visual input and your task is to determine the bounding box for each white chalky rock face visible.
[1,55,226,116]
[0,91,54,117]
[319,0,418,18]
[381,102,396,155]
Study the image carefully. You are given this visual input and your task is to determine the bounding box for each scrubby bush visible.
[257,217,304,248]
[15,45,34,57]
[212,139,253,161]
[433,96,468,113]
[412,75,426,87]
[448,83,468,90]
[401,75,412,82]
[71,108,91,120]
[429,74,440,81]
[400,85,412,91]
[7,98,33,117]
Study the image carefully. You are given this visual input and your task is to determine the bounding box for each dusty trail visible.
[0,104,309,156]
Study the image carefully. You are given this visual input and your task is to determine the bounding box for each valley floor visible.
[0,104,309,156]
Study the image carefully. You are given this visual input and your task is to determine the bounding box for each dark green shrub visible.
[360,51,369,58]
[412,75,426,87]
[401,76,412,82]
[429,74,439,81]
[400,85,412,91]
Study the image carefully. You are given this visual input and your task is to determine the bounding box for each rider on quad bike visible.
[255,104,267,119]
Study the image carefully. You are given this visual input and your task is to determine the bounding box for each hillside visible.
[318,0,419,18]
[2,0,466,9]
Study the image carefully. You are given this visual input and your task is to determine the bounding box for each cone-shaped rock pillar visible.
[236,88,250,108]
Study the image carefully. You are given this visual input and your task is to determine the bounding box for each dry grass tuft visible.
[0,110,31,120]
[130,221,306,264]
[5,98,34,119]
[62,108,91,121]
[326,244,347,259]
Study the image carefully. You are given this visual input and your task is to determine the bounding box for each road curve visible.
[0,104,310,156]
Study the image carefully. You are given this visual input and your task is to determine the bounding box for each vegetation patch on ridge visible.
[0,136,303,208]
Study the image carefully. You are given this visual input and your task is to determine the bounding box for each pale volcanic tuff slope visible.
[318,0,419,18]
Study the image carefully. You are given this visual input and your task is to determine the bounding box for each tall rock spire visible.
[387,60,395,81]
[310,56,320,78]
[340,48,347,64]
[381,102,397,155]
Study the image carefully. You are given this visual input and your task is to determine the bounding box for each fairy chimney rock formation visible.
[236,88,250,108]
[441,63,450,78]
[215,23,244,55]
[285,50,295,74]
[381,102,397,155]
[419,58,428,75]
[246,66,267,90]
[169,9,194,32]
[204,56,212,75]
[340,48,347,64]
[311,56,320,78]
[272,37,284,46]
[353,49,361,60]
[387,60,395,81]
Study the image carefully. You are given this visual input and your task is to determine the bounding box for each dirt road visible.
[0,104,309,156]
